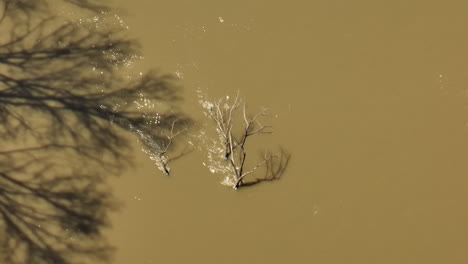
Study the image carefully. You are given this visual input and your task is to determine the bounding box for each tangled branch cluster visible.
[200,92,290,190]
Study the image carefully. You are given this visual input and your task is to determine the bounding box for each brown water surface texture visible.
[90,1,468,263]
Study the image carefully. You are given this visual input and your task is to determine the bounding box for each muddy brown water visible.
[71,1,468,263]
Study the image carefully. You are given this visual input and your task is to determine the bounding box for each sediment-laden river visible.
[1,1,468,263]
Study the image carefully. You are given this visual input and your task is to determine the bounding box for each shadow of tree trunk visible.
[0,1,190,263]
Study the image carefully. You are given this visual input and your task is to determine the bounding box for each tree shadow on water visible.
[0,1,190,263]
[240,148,292,189]
[0,146,117,264]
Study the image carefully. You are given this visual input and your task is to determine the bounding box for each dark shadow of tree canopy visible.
[0,1,190,263]
[0,146,117,264]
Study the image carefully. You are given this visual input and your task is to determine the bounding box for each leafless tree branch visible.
[201,92,287,190]
[138,119,190,175]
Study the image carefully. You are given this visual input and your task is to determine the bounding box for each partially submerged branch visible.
[200,92,285,190]
[139,119,189,175]
[158,127,188,175]
[233,151,273,189]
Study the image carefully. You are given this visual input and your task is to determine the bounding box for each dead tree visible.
[201,92,282,189]
[138,119,189,175]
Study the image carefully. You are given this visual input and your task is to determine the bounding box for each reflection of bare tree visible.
[0,1,189,263]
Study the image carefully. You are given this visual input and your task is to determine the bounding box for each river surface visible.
[87,1,467,263]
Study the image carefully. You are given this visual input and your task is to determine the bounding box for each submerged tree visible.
[199,92,290,189]
[0,1,189,263]
[137,119,189,175]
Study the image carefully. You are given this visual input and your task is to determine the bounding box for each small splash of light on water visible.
[220,176,235,187]
[175,70,184,78]
[437,72,448,90]
[313,205,320,215]
[114,13,129,29]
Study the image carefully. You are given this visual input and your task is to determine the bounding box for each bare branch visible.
[201,92,287,190]
[234,152,272,189]
[138,119,190,176]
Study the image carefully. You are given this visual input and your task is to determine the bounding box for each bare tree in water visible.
[199,92,290,190]
[0,1,189,263]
